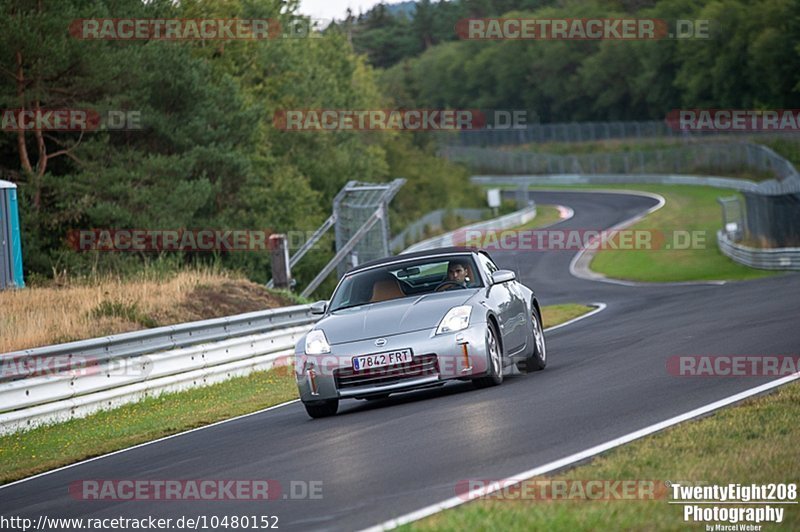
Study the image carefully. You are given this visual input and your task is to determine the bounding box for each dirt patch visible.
[0,271,302,353]
[166,280,298,323]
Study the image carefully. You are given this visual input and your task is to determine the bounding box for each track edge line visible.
[362,373,800,532]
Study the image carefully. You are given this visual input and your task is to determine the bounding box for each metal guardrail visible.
[403,205,537,254]
[470,174,760,192]
[390,208,489,253]
[1,305,315,383]
[0,305,318,434]
[717,231,800,270]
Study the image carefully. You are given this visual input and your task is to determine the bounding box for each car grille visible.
[334,354,439,390]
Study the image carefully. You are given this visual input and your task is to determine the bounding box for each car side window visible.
[477,253,498,279]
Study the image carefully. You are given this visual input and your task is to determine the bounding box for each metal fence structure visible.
[741,183,800,248]
[332,180,406,276]
[440,142,798,180]
[299,179,405,298]
[438,120,796,147]
[717,231,800,270]
[471,174,759,191]
[439,120,676,147]
[0,180,24,290]
[267,180,405,297]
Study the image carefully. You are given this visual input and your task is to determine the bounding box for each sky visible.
[299,0,408,21]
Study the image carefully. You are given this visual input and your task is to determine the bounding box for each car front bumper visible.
[295,321,490,403]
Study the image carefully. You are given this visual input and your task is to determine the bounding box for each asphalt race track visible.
[2,191,799,531]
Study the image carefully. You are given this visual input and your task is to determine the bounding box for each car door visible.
[477,253,528,354]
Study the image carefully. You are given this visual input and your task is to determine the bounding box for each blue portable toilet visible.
[0,179,24,289]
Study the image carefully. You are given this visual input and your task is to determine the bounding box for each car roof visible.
[346,246,487,274]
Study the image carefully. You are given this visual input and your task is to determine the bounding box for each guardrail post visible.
[269,234,292,290]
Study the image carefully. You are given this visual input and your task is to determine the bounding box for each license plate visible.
[352,349,413,371]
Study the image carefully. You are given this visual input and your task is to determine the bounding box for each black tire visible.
[303,399,339,418]
[517,306,546,373]
[473,322,503,388]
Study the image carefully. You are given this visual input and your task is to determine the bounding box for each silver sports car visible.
[294,247,547,418]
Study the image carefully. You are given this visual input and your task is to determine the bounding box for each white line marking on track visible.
[361,372,800,531]
[0,399,300,490]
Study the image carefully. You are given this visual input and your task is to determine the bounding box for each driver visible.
[446,258,471,287]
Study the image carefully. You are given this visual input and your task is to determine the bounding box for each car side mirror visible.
[491,270,516,284]
[310,300,328,315]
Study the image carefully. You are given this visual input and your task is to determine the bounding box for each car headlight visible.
[305,329,331,355]
[436,306,472,335]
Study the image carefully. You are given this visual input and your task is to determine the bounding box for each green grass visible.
[514,184,779,282]
[406,380,800,531]
[1,304,594,485]
[584,185,778,282]
[515,205,565,230]
[90,300,159,328]
[540,304,593,329]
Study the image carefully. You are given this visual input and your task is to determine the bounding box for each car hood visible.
[320,290,479,345]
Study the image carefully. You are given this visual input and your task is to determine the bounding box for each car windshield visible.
[328,255,483,311]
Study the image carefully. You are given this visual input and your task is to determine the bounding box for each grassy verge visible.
[584,185,778,282]
[540,304,594,329]
[0,304,593,485]
[0,269,305,353]
[511,184,778,282]
[406,380,800,531]
[515,205,565,230]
